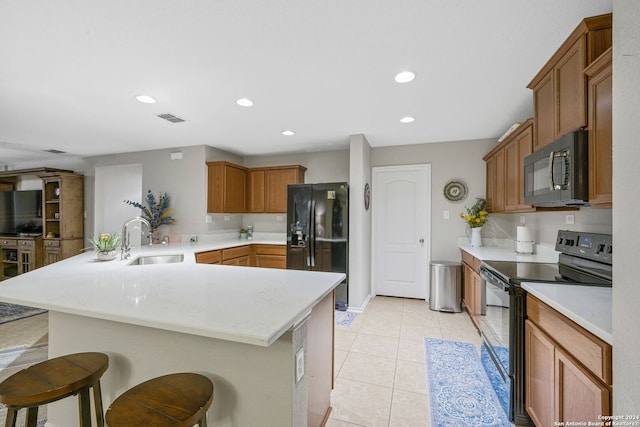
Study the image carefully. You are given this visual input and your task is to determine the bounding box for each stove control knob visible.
[597,243,606,253]
[607,245,613,254]
[567,239,575,246]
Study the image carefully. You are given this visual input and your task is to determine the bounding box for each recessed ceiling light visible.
[394,71,416,83]
[400,116,415,123]
[136,95,157,104]
[236,98,254,107]
[282,130,295,136]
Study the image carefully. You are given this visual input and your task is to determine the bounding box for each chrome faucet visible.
[121,217,151,260]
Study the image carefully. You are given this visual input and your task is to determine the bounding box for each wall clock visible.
[443,180,468,202]
[364,183,370,210]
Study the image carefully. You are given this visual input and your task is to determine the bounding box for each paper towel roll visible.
[516,226,532,243]
[516,241,534,254]
[516,225,534,253]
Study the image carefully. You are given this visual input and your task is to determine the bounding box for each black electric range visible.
[478,230,612,425]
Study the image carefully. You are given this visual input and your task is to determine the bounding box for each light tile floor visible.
[328,296,481,427]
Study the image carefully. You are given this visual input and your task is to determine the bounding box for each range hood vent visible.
[157,113,186,123]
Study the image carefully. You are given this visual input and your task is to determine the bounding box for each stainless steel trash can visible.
[429,261,462,312]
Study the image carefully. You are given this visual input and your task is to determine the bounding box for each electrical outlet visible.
[276,215,284,222]
[205,214,212,224]
[295,348,304,383]
[520,216,525,225]
[224,215,230,221]
[443,210,450,219]
[565,214,575,225]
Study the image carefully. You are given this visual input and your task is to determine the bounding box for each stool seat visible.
[0,352,108,427]
[105,373,214,427]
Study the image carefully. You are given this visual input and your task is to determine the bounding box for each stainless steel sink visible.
[127,254,184,265]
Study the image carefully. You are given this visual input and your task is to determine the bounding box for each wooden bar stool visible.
[0,352,109,427]
[105,373,214,427]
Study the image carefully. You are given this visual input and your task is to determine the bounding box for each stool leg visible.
[4,407,18,427]
[25,407,38,427]
[77,387,92,427]
[199,413,208,427]
[92,380,105,427]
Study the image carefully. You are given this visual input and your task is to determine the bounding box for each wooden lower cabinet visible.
[252,244,286,269]
[525,295,612,426]
[194,250,221,264]
[525,320,559,427]
[43,239,84,266]
[197,244,286,269]
[555,347,610,423]
[461,250,482,330]
[222,246,251,266]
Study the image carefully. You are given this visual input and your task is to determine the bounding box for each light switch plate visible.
[565,214,575,225]
[443,210,450,219]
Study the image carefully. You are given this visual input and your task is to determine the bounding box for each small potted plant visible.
[89,233,122,261]
[239,228,248,240]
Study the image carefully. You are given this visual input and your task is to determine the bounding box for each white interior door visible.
[372,164,430,299]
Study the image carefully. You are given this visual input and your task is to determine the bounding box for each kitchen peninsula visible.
[0,241,344,427]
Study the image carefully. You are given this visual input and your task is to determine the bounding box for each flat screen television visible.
[0,190,43,236]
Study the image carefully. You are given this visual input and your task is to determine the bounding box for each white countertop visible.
[0,237,345,347]
[458,239,559,263]
[521,282,612,344]
[458,239,611,344]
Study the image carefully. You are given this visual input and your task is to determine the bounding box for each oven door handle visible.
[480,267,509,292]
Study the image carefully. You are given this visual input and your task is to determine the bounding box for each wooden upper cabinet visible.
[528,13,612,150]
[209,162,305,214]
[484,155,495,213]
[207,162,248,213]
[484,119,534,214]
[585,47,613,208]
[264,166,305,213]
[248,165,306,213]
[248,169,266,213]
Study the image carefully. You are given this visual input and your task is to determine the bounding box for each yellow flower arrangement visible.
[459,198,488,228]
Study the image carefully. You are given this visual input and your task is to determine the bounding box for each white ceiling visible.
[0,0,612,166]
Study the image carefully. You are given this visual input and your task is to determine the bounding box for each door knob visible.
[419,238,424,246]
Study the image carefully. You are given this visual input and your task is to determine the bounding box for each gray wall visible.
[613,0,639,413]
[372,139,495,261]
[348,135,372,311]
[371,139,613,259]
[243,149,350,184]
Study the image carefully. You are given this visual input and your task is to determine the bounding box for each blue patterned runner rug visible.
[335,310,358,326]
[425,338,510,426]
[0,302,47,325]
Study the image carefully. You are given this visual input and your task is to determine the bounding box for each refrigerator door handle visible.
[309,200,316,268]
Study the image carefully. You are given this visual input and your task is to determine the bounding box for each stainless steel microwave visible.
[523,130,589,207]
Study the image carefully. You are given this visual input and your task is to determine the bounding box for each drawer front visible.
[195,250,221,264]
[253,244,286,256]
[527,294,612,384]
[222,245,251,261]
[460,250,480,272]
[44,239,61,248]
[255,254,286,269]
[1,239,17,248]
[18,240,34,248]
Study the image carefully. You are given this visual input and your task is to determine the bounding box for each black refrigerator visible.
[287,183,349,310]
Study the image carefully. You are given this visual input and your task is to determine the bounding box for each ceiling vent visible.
[44,149,66,154]
[157,113,186,123]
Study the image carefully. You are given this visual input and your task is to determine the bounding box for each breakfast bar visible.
[0,244,344,427]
